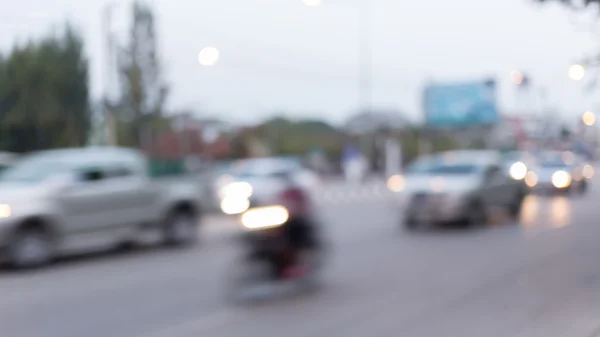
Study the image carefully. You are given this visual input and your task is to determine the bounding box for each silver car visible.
[389,150,527,230]
[0,147,202,268]
[528,151,592,194]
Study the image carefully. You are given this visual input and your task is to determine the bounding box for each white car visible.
[528,151,592,194]
[217,157,320,215]
[388,150,526,230]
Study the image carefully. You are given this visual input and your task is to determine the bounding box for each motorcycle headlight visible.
[241,205,289,230]
[509,162,527,180]
[552,171,571,188]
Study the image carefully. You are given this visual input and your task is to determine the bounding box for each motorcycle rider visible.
[274,172,323,277]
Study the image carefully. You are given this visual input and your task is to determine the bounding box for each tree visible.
[536,0,600,8]
[0,24,91,153]
[117,0,169,148]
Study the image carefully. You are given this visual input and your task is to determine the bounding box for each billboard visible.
[423,79,498,127]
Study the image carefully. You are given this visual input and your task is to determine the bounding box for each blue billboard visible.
[423,79,498,127]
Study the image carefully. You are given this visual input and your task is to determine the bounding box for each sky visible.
[1,0,599,125]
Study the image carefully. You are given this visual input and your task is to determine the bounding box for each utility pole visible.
[357,2,374,171]
[102,3,116,146]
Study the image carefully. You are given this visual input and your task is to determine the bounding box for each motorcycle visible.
[226,187,325,304]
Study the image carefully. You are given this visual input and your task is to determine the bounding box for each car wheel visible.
[8,226,54,269]
[508,191,525,218]
[163,209,198,247]
[402,217,418,232]
[225,257,273,305]
[466,200,486,227]
[579,180,588,194]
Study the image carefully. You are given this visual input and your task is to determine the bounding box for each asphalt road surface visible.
[2,179,600,337]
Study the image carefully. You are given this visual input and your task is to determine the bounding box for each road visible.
[2,179,600,337]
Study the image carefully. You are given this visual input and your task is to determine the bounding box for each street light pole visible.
[357,1,371,114]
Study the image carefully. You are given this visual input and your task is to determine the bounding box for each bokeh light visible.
[302,0,323,6]
[582,111,595,126]
[568,64,585,81]
[510,70,524,85]
[198,46,220,66]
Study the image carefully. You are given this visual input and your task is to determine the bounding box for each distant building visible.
[145,112,232,159]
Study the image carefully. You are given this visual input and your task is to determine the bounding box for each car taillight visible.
[279,187,309,216]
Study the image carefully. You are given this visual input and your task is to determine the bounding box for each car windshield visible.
[538,153,570,169]
[503,152,521,161]
[540,160,569,169]
[0,157,69,184]
[406,161,481,175]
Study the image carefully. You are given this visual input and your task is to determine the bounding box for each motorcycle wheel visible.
[225,258,274,306]
[295,249,325,292]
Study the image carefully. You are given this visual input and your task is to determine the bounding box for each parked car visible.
[0,147,202,269]
[389,150,527,230]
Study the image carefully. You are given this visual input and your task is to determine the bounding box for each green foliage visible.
[536,0,600,8]
[227,118,461,169]
[116,0,168,148]
[259,118,344,158]
[0,24,91,153]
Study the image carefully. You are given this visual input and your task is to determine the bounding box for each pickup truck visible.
[0,147,202,268]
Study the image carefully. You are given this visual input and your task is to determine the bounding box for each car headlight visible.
[0,204,10,218]
[509,162,527,180]
[241,206,289,230]
[387,174,405,192]
[219,181,253,199]
[525,171,538,187]
[552,170,571,188]
[220,196,250,215]
[583,164,594,179]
